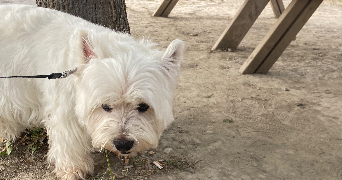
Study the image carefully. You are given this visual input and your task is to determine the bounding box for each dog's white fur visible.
[0,5,184,179]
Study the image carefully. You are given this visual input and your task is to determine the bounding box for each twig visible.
[105,150,115,180]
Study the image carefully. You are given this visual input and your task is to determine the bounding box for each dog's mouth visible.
[120,151,130,154]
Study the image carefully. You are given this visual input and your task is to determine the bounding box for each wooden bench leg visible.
[153,0,179,17]
[239,0,323,74]
[270,0,285,18]
[211,0,270,51]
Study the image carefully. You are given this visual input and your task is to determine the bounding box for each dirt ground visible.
[1,0,342,179]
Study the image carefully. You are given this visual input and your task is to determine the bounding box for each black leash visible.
[0,69,77,80]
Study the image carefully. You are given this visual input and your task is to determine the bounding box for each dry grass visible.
[1,129,199,180]
[90,153,199,180]
[0,128,48,157]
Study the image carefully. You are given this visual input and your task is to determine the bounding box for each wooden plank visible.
[153,0,179,17]
[239,0,317,74]
[211,0,270,51]
[255,0,323,73]
[161,0,179,17]
[153,0,171,17]
[270,0,285,18]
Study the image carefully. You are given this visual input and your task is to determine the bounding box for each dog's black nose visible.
[113,138,134,152]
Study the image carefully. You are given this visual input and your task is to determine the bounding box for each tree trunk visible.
[36,0,130,34]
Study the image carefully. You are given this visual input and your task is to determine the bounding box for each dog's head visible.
[74,31,184,155]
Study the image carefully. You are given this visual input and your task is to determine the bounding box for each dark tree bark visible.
[36,0,130,34]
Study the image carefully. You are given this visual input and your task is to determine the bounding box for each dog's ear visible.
[73,31,98,76]
[161,39,184,71]
[82,37,97,64]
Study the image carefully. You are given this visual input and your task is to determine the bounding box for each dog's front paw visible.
[56,167,88,180]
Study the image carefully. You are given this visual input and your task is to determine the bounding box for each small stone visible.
[124,158,129,164]
[204,93,213,98]
[193,138,201,144]
[223,118,234,123]
[296,102,305,107]
[148,151,155,155]
[164,148,172,154]
[284,87,290,91]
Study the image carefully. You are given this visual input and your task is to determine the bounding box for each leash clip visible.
[59,68,77,79]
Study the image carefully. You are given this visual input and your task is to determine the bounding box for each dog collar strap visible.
[0,68,77,80]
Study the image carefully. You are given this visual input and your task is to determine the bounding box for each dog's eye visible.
[137,103,149,113]
[102,104,112,112]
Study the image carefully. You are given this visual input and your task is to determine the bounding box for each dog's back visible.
[0,5,98,137]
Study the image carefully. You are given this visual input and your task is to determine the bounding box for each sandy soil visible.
[1,0,342,179]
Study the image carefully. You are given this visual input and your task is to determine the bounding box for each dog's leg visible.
[45,111,93,180]
[0,116,25,140]
[0,99,28,140]
[0,81,43,141]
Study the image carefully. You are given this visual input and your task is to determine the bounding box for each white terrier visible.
[0,5,184,180]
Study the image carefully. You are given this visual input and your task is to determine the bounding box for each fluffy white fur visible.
[0,5,184,180]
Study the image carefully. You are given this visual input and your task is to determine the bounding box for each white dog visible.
[0,5,184,180]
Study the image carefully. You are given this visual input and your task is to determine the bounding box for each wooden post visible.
[239,0,323,74]
[153,0,179,17]
[211,0,270,51]
[270,0,285,18]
